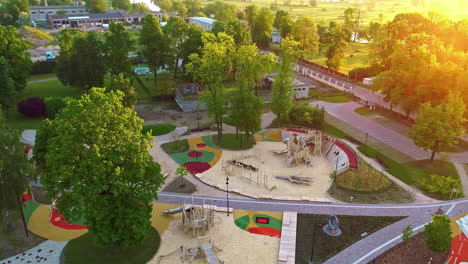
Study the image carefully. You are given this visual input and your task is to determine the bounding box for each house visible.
[271,27,281,43]
[263,74,314,99]
[188,17,216,31]
[30,5,87,21]
[47,10,172,28]
[174,83,207,112]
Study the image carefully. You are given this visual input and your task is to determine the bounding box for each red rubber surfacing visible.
[183,162,211,174]
[50,208,87,230]
[20,193,32,203]
[188,151,203,158]
[247,227,281,238]
[197,143,206,147]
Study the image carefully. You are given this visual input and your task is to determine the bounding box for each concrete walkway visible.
[454,162,468,197]
[27,78,58,84]
[0,240,68,264]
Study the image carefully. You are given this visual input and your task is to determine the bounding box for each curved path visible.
[157,192,468,264]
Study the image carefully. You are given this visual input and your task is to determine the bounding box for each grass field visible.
[5,77,84,130]
[212,133,255,150]
[28,73,57,82]
[61,227,160,264]
[204,0,467,25]
[141,124,176,136]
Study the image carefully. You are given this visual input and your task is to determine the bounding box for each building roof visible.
[189,17,216,25]
[31,5,86,9]
[48,10,169,21]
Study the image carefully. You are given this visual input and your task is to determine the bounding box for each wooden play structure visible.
[181,201,215,238]
[221,150,271,190]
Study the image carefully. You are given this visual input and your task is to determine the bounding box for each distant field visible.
[201,0,467,24]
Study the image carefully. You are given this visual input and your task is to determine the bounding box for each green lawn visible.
[328,183,414,204]
[141,124,176,136]
[5,78,84,130]
[28,73,57,82]
[309,89,352,103]
[354,106,374,116]
[161,139,189,154]
[358,144,461,200]
[212,133,255,150]
[295,214,404,263]
[61,227,160,264]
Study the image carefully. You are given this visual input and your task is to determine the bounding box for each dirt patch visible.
[0,208,46,260]
[162,176,197,194]
[368,233,449,264]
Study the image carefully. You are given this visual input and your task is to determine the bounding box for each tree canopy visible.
[291,16,319,56]
[105,22,134,77]
[409,93,466,160]
[86,0,107,13]
[424,214,452,252]
[106,73,136,109]
[164,17,189,77]
[140,13,168,81]
[0,0,29,26]
[40,88,164,247]
[252,7,274,48]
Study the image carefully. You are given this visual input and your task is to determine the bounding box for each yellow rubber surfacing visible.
[27,203,182,241]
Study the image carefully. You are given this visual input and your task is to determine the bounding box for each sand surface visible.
[201,142,333,198]
[149,211,280,264]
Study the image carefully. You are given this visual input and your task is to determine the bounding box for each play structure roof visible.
[20,130,37,146]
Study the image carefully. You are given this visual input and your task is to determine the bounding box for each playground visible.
[151,202,280,264]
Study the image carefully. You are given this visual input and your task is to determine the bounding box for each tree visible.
[409,93,466,161]
[112,0,131,11]
[234,44,275,95]
[0,0,29,26]
[309,0,317,7]
[56,30,77,87]
[140,13,168,82]
[0,25,31,95]
[402,225,413,242]
[105,22,134,77]
[0,57,16,114]
[70,32,106,89]
[271,37,301,125]
[424,214,452,252]
[367,21,381,42]
[291,16,319,56]
[181,24,203,71]
[175,165,188,177]
[86,0,106,13]
[212,19,251,48]
[274,10,292,38]
[131,2,151,13]
[16,11,30,27]
[203,0,236,21]
[342,7,355,40]
[228,82,264,145]
[172,2,188,17]
[184,0,202,16]
[252,7,274,48]
[106,73,136,109]
[0,111,35,237]
[244,4,258,30]
[41,88,164,247]
[186,32,235,140]
[164,17,189,77]
[322,22,348,70]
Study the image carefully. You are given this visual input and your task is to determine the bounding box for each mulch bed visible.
[368,233,449,264]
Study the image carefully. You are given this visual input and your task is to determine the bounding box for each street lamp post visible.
[226,175,230,216]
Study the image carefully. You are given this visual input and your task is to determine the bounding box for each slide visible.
[275,149,288,155]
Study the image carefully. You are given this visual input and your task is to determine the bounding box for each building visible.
[30,5,88,21]
[188,17,216,31]
[263,74,314,99]
[271,27,281,43]
[47,10,171,28]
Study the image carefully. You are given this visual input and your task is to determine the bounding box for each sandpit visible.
[149,211,280,264]
[200,141,333,199]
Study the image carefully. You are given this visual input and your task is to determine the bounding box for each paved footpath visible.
[157,192,468,264]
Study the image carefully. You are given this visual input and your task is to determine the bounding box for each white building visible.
[271,27,281,43]
[188,17,216,31]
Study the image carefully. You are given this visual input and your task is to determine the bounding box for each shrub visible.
[424,214,452,252]
[17,98,46,118]
[141,124,176,136]
[45,97,73,119]
[423,174,461,196]
[289,103,325,129]
[31,60,56,75]
[402,225,413,242]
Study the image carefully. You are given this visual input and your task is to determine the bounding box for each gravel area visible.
[0,240,68,264]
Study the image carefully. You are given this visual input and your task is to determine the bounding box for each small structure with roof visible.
[263,74,314,99]
[134,66,153,76]
[188,17,216,31]
[174,83,207,112]
[271,27,281,43]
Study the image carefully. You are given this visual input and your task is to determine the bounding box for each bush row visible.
[17,97,73,119]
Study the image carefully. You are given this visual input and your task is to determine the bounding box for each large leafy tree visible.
[86,0,107,13]
[234,44,275,95]
[244,4,258,30]
[186,32,235,140]
[212,19,251,49]
[0,0,29,26]
[228,82,264,145]
[291,16,319,57]
[106,73,136,109]
[0,57,16,114]
[56,30,77,87]
[105,22,134,77]
[181,24,203,71]
[203,0,236,21]
[140,13,168,81]
[424,214,452,252]
[274,10,292,38]
[112,0,131,10]
[0,25,31,95]
[322,22,348,70]
[0,111,35,236]
[409,93,466,161]
[252,7,274,48]
[71,32,106,89]
[164,17,189,78]
[271,37,301,125]
[41,88,164,247]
